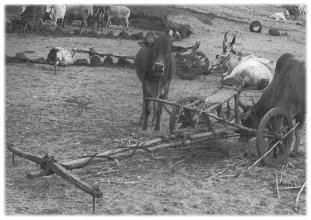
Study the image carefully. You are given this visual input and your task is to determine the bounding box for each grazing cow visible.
[93,5,105,31]
[5,5,26,18]
[105,6,130,30]
[64,5,93,32]
[239,53,305,155]
[45,5,66,28]
[10,17,28,34]
[20,5,46,32]
[135,35,186,131]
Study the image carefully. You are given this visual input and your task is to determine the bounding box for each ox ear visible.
[231,34,236,45]
[172,45,187,53]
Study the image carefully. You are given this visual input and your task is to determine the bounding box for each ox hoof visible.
[289,151,304,158]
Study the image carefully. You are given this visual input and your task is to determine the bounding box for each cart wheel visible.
[176,54,201,80]
[169,96,204,134]
[256,107,294,165]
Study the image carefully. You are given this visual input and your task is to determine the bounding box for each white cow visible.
[298,4,306,16]
[105,6,130,30]
[271,11,287,21]
[46,5,66,28]
[216,54,274,90]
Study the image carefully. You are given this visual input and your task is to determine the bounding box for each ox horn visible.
[224,31,229,42]
[231,34,236,45]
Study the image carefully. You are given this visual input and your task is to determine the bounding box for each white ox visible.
[105,6,131,30]
[215,54,274,90]
[46,5,66,28]
[298,4,306,16]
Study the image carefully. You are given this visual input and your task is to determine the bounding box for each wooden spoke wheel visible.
[169,96,205,134]
[176,54,201,80]
[256,107,294,165]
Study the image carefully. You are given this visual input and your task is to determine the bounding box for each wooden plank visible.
[6,144,103,198]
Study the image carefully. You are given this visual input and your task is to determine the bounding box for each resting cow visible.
[135,35,185,131]
[105,6,130,30]
[215,54,274,90]
[271,11,287,21]
[239,53,305,156]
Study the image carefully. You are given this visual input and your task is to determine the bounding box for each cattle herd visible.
[6,5,131,34]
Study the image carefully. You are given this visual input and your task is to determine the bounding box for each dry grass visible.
[5,4,306,215]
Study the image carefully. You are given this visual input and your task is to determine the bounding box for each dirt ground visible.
[5,5,306,215]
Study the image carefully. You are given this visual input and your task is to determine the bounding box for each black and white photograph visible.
[3,0,307,215]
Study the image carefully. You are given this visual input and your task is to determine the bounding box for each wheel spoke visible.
[273,147,278,159]
[279,125,290,134]
[264,139,274,151]
[278,142,284,154]
[262,129,277,138]
[266,121,274,131]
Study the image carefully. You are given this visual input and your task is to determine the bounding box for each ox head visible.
[236,99,259,143]
[216,31,237,59]
[138,36,187,77]
[43,5,54,21]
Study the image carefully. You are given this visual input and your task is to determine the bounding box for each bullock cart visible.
[6,84,297,212]
[147,84,297,166]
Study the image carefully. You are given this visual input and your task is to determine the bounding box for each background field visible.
[5,4,306,215]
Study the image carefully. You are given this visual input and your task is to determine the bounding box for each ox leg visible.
[142,98,152,131]
[79,20,84,32]
[106,17,111,30]
[154,90,169,131]
[151,102,156,127]
[125,17,129,30]
[292,114,305,156]
[139,102,145,126]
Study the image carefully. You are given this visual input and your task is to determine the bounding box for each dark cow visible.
[64,5,93,32]
[135,35,186,131]
[239,53,305,156]
[20,5,46,32]
[93,5,105,31]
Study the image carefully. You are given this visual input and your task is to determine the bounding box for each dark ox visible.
[135,36,185,131]
[64,5,93,32]
[239,53,305,155]
[93,5,105,31]
[20,5,46,31]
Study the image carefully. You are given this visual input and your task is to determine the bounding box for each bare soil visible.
[5,4,306,215]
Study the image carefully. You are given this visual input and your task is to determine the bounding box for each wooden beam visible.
[62,129,229,169]
[72,49,135,60]
[7,144,103,198]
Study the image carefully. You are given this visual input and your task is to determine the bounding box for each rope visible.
[209,53,232,71]
[40,154,57,175]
